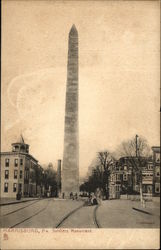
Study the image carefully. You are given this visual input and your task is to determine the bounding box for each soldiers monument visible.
[62,25,79,197]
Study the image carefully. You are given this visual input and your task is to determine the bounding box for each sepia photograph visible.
[0,0,160,249]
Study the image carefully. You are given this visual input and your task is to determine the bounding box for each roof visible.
[152,146,160,153]
[12,134,28,145]
[0,151,38,163]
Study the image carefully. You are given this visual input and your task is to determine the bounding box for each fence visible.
[120,194,153,201]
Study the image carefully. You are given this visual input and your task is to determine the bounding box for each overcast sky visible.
[2,0,160,177]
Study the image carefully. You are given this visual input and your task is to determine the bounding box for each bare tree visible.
[80,151,114,198]
[118,135,151,205]
[97,150,114,199]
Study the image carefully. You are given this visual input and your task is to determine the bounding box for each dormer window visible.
[12,141,29,154]
[20,145,25,151]
[12,145,20,152]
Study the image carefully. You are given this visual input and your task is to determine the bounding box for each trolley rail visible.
[2,199,42,217]
[93,205,101,228]
[10,200,50,228]
[55,203,85,228]
[2,199,101,228]
[56,203,101,228]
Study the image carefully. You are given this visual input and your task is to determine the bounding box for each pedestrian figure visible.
[16,192,20,200]
[70,192,73,199]
[88,194,92,206]
[75,193,78,200]
[93,198,98,205]
[62,192,65,199]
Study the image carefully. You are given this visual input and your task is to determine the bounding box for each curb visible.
[132,207,152,215]
[0,198,43,206]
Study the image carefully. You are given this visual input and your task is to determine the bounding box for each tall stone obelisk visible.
[62,25,79,197]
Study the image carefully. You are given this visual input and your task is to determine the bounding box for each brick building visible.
[109,146,160,199]
[109,157,134,199]
[0,136,41,198]
[142,159,153,196]
[152,146,160,196]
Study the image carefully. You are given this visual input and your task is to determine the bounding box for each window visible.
[147,185,152,193]
[148,164,153,170]
[156,153,160,163]
[19,183,22,192]
[5,170,9,179]
[123,174,128,181]
[124,165,127,171]
[5,158,9,167]
[14,170,18,179]
[24,171,27,179]
[116,174,120,181]
[13,183,17,192]
[111,174,115,182]
[155,183,160,193]
[20,170,23,179]
[156,168,160,177]
[4,183,8,192]
[20,159,23,166]
[14,159,18,167]
[116,185,120,192]
[25,170,29,180]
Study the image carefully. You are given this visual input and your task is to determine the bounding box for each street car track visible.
[56,203,101,228]
[93,205,101,228]
[3,199,101,228]
[56,203,84,228]
[9,200,50,228]
[2,200,42,217]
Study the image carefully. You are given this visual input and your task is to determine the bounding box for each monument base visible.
[61,189,79,199]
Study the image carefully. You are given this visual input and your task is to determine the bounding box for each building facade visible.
[152,146,160,196]
[109,157,134,199]
[109,146,160,199]
[1,136,40,198]
[142,159,153,196]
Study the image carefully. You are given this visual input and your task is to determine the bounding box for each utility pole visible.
[136,134,139,157]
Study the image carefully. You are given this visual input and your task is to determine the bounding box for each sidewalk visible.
[0,197,43,206]
[97,199,160,228]
[131,198,160,217]
[120,195,160,216]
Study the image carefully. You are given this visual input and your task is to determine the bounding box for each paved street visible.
[97,199,160,228]
[1,198,83,228]
[59,205,97,228]
[0,198,160,228]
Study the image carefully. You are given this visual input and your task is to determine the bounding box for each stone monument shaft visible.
[62,25,79,196]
